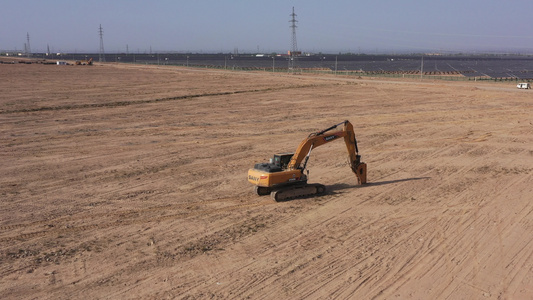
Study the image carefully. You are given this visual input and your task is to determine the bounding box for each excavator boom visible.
[288,120,366,184]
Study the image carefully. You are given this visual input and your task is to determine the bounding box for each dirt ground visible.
[1,62,533,299]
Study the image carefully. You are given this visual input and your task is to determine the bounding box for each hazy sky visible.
[2,0,533,54]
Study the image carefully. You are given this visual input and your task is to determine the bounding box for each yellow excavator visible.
[248,120,367,201]
[75,58,93,65]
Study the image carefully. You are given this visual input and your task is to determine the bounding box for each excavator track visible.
[254,186,272,196]
[270,183,326,202]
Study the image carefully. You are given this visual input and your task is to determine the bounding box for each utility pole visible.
[335,56,338,76]
[289,7,299,73]
[99,24,105,62]
[420,55,424,80]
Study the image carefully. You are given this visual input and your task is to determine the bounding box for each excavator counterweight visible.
[247,120,367,201]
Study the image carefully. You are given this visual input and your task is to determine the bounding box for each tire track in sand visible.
[0,196,273,243]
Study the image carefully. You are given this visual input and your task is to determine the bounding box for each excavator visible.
[248,120,367,201]
[75,58,93,65]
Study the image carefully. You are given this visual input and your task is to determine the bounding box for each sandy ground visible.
[1,62,533,299]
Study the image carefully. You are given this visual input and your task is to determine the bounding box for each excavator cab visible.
[271,153,294,170]
[253,153,294,173]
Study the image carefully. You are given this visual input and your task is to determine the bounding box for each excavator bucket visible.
[354,162,367,185]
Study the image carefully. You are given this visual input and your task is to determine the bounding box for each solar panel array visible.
[226,56,533,79]
[316,58,533,79]
[59,53,533,79]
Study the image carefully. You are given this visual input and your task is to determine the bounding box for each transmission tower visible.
[26,32,31,57]
[99,24,106,62]
[289,7,299,72]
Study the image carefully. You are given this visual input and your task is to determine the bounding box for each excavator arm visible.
[287,120,367,184]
